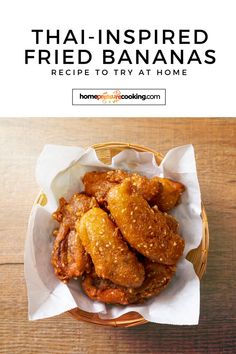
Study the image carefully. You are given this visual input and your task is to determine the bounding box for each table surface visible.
[0,118,236,354]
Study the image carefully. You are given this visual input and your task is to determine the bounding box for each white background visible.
[0,0,235,117]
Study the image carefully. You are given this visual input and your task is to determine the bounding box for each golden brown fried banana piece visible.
[156,177,185,212]
[128,174,161,203]
[128,260,176,303]
[83,170,184,211]
[82,170,161,205]
[83,170,128,205]
[78,207,145,288]
[51,226,90,282]
[107,180,184,265]
[51,194,97,282]
[82,270,130,305]
[53,193,98,225]
[82,261,175,305]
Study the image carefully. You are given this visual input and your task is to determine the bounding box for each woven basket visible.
[37,142,209,327]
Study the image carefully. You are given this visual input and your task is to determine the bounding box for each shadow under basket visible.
[39,142,209,328]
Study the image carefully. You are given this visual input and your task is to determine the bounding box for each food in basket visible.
[78,207,145,287]
[82,261,175,305]
[107,179,184,264]
[51,194,97,281]
[51,169,185,304]
[83,170,184,211]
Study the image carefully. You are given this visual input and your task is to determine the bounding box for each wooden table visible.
[0,118,235,354]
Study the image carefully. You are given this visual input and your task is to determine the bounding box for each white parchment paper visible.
[24,144,202,324]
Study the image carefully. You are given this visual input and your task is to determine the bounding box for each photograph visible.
[1,117,235,353]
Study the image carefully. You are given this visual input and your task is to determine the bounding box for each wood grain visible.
[0,118,236,353]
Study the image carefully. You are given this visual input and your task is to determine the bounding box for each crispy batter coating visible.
[51,226,90,282]
[52,193,98,225]
[82,170,161,205]
[82,170,128,205]
[152,205,179,233]
[156,177,185,212]
[77,207,145,288]
[128,260,176,303]
[107,180,185,265]
[51,194,97,282]
[83,170,185,212]
[165,214,179,233]
[82,269,130,305]
[82,261,176,305]
[128,174,161,203]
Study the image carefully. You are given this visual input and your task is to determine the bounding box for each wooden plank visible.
[0,118,236,353]
[0,264,236,354]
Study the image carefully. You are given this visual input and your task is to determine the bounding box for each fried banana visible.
[82,269,130,305]
[52,193,98,225]
[77,207,145,288]
[51,226,90,282]
[107,179,184,265]
[82,261,175,305]
[82,170,161,205]
[51,194,97,282]
[82,170,128,205]
[156,177,185,212]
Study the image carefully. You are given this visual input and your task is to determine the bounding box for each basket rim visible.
[91,141,164,161]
